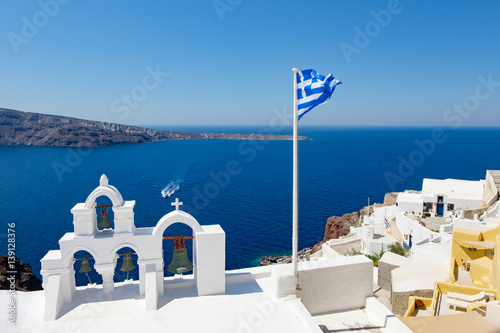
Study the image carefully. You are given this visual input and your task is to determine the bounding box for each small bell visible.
[98,206,112,228]
[79,258,92,284]
[120,254,135,279]
[167,248,193,274]
[98,215,112,228]
[79,258,91,273]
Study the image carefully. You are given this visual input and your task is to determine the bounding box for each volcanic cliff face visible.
[0,255,42,292]
[321,211,361,242]
[0,108,309,147]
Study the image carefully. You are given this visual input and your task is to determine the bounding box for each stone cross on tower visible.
[171,198,183,211]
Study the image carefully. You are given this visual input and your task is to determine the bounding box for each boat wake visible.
[160,153,206,199]
[161,180,181,198]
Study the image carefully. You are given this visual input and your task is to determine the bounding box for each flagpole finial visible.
[292,68,299,72]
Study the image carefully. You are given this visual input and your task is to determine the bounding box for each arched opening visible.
[73,250,102,287]
[162,222,194,277]
[95,196,115,230]
[113,246,139,282]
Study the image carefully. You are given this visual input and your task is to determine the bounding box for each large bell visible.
[79,259,91,273]
[98,214,111,228]
[167,248,193,274]
[120,255,135,272]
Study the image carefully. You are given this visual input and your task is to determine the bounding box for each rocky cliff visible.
[313,211,362,252]
[0,255,42,292]
[0,108,309,147]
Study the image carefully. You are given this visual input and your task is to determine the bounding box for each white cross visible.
[171,198,183,211]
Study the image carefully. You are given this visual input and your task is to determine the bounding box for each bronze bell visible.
[97,205,112,228]
[120,255,135,272]
[79,258,91,273]
[79,258,93,284]
[120,254,135,279]
[98,214,111,228]
[167,248,193,274]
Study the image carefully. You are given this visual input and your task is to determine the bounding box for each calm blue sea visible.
[1,127,500,285]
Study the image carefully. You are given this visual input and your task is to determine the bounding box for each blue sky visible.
[1,1,499,127]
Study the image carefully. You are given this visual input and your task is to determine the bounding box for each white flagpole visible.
[292,68,299,292]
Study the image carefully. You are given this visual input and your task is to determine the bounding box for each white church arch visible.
[63,245,100,267]
[108,243,143,263]
[84,186,124,209]
[84,175,124,209]
[152,210,203,239]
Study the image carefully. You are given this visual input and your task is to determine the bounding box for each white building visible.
[397,178,486,218]
[421,178,485,216]
[397,191,424,217]
[411,233,453,262]
[360,206,399,256]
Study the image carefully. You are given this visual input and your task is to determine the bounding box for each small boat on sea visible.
[161,180,180,199]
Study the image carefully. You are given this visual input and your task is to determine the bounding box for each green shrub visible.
[387,242,409,257]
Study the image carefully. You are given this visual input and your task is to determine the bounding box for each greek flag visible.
[385,218,390,229]
[296,69,342,120]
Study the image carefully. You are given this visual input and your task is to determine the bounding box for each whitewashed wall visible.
[395,213,432,245]
[374,205,398,225]
[411,235,452,261]
[297,255,373,315]
[397,198,423,216]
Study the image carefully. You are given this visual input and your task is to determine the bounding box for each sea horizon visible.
[148,124,500,132]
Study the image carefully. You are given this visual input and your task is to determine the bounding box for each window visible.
[427,202,433,210]
[437,196,444,203]
[448,203,454,211]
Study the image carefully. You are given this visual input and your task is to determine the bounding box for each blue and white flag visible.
[296,69,342,120]
[385,217,390,229]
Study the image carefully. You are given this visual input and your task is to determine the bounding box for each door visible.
[437,203,444,216]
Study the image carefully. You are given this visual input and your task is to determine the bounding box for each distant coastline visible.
[0,108,310,148]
